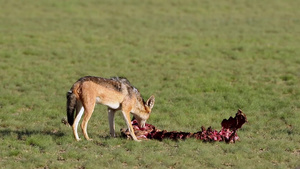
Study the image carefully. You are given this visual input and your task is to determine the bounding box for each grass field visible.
[1,0,300,168]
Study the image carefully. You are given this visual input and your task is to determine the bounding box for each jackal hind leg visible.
[81,101,96,141]
[73,104,84,141]
[108,108,116,137]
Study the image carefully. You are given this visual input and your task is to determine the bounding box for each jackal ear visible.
[146,95,155,110]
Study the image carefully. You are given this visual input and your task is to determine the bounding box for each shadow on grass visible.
[0,128,120,143]
[0,128,65,140]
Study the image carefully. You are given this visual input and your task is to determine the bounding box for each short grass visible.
[1,0,300,168]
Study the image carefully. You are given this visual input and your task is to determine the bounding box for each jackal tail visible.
[66,90,77,126]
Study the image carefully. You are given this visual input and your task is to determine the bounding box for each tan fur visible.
[67,76,155,141]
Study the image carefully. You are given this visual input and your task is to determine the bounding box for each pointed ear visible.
[146,95,155,110]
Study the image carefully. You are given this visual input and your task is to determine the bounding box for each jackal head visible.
[133,95,155,128]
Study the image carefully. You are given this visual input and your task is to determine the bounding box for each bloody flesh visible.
[121,109,247,143]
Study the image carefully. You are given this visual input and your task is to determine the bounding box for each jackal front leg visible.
[122,110,140,142]
[108,108,116,137]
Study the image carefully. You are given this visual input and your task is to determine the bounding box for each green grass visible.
[1,0,300,168]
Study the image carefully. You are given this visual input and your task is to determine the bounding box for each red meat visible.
[121,109,247,143]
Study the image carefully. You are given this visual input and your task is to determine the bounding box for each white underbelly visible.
[96,97,120,109]
[107,103,120,109]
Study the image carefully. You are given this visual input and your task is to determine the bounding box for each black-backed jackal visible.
[66,76,155,141]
